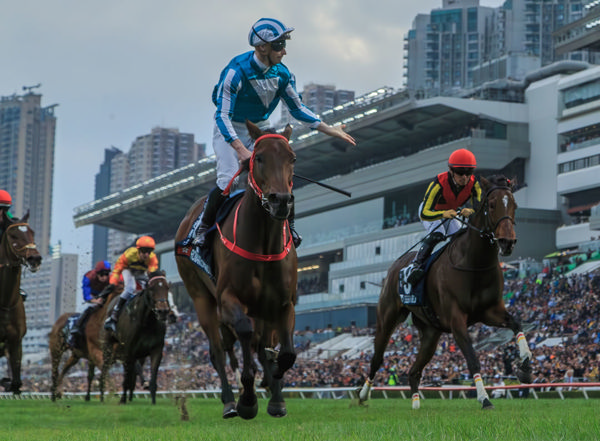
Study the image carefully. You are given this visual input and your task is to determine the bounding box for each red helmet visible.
[448,149,476,168]
[136,236,155,250]
[0,190,12,208]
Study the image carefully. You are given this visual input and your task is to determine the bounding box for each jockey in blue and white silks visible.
[212,51,320,189]
[193,17,356,249]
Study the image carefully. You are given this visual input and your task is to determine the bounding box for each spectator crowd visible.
[13,265,600,394]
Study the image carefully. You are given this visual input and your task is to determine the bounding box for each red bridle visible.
[217,133,294,261]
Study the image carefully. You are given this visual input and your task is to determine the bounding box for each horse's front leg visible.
[121,360,136,404]
[6,341,23,394]
[450,311,493,410]
[408,320,441,410]
[484,305,533,384]
[148,347,163,405]
[229,304,258,420]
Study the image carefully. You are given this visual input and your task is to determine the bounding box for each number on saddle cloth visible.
[397,245,447,306]
[398,265,420,305]
[66,314,81,334]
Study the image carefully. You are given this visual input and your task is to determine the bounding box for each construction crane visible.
[22,84,42,94]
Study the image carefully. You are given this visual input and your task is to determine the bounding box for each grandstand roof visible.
[73,93,525,236]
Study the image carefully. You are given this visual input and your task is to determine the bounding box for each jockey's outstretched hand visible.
[317,122,356,146]
[443,209,458,219]
[459,208,474,218]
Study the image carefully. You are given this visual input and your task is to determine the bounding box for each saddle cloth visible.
[175,190,245,282]
[398,244,447,306]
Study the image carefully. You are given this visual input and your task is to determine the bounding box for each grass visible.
[1,396,598,441]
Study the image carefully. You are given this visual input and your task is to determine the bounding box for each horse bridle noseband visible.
[247,133,293,212]
[143,275,169,315]
[453,185,515,245]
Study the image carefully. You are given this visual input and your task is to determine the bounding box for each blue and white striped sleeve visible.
[214,68,243,143]
[280,73,321,128]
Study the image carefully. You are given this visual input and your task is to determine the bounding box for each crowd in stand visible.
[13,265,600,394]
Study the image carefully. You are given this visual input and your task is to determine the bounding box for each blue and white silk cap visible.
[248,18,294,46]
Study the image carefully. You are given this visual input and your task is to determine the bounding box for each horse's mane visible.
[484,174,514,190]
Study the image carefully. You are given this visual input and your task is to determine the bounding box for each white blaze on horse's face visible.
[18,226,28,233]
[502,195,509,209]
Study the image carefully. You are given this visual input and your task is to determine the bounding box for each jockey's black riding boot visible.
[192,187,227,248]
[407,232,445,285]
[104,296,127,332]
[289,203,302,248]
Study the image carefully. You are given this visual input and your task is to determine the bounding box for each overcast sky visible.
[2,0,501,268]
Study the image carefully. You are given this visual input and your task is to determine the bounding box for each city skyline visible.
[0,0,505,267]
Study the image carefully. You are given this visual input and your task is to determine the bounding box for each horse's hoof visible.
[516,358,533,384]
[223,402,238,419]
[481,398,495,410]
[237,399,259,420]
[267,401,287,418]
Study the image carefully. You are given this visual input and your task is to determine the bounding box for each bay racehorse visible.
[175,121,298,419]
[0,212,42,394]
[359,175,532,410]
[99,271,171,404]
[49,285,119,401]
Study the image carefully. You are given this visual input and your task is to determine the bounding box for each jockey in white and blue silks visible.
[193,17,356,249]
[212,50,320,192]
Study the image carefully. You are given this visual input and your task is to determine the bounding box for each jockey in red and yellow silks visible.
[407,149,481,287]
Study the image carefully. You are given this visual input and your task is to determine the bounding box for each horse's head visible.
[245,121,296,220]
[144,270,171,322]
[478,175,518,256]
[1,215,42,272]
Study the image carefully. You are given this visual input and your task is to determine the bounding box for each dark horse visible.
[358,175,532,410]
[0,212,42,394]
[49,286,118,401]
[175,121,298,419]
[99,271,171,404]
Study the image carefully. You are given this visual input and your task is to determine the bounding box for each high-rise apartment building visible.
[92,146,122,264]
[404,0,594,94]
[97,127,205,262]
[0,89,56,255]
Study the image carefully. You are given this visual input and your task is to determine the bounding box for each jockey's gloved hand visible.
[459,208,474,217]
[442,209,458,219]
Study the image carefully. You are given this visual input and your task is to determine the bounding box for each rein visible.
[218,133,294,262]
[454,185,515,245]
[448,185,516,272]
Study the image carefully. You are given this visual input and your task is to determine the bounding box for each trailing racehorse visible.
[99,271,171,404]
[0,212,42,394]
[359,175,532,410]
[175,121,298,419]
[48,285,118,401]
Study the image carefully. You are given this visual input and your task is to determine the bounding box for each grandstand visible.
[73,62,600,331]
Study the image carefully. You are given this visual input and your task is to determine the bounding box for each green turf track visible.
[1,397,598,441]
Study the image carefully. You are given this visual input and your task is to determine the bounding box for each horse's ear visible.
[282,124,292,141]
[246,120,262,141]
[22,210,29,223]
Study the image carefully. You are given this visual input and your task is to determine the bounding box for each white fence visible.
[1,383,599,401]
